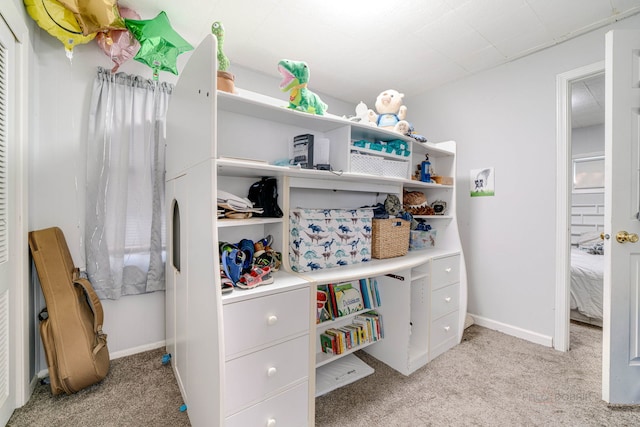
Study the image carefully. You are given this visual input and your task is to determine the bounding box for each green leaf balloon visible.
[125,11,193,79]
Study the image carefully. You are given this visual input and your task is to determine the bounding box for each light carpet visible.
[8,323,640,426]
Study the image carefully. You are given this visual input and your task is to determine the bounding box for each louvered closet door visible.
[0,14,15,426]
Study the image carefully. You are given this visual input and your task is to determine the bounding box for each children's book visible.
[320,333,336,354]
[333,282,364,317]
[317,284,333,323]
[359,278,373,309]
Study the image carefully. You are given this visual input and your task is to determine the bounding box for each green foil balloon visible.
[125,11,193,79]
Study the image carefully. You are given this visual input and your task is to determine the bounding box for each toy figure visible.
[368,89,410,134]
[278,59,328,115]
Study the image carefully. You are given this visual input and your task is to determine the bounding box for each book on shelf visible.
[317,284,334,323]
[320,333,336,354]
[319,311,384,355]
[332,282,364,317]
[373,279,381,307]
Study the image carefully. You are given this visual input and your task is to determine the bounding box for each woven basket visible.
[372,218,410,259]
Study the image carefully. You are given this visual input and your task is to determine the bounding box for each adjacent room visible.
[3,0,640,425]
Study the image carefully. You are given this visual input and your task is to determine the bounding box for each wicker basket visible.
[372,218,410,259]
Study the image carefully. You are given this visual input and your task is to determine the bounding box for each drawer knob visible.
[267,315,278,326]
[444,297,452,303]
[267,419,276,427]
[267,367,277,377]
[444,326,451,332]
[445,267,452,273]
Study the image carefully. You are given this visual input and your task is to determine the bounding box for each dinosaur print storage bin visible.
[289,208,373,272]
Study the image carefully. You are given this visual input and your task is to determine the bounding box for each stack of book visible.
[319,311,383,355]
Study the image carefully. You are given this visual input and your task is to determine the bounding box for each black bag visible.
[248,177,283,218]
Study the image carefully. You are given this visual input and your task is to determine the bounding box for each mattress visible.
[570,247,604,320]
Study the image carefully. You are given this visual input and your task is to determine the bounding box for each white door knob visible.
[267,419,276,427]
[444,326,450,332]
[444,297,452,303]
[445,267,452,273]
[267,315,278,326]
[267,367,277,377]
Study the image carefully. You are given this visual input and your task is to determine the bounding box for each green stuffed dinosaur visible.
[211,21,230,72]
[278,59,328,115]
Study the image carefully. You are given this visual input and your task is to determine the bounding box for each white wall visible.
[572,124,604,156]
[410,14,640,343]
[27,22,354,368]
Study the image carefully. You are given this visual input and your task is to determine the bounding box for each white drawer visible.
[431,283,459,320]
[225,335,309,416]
[225,381,309,427]
[224,287,310,358]
[431,255,460,290]
[429,310,459,350]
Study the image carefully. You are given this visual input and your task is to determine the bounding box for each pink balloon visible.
[96,7,141,72]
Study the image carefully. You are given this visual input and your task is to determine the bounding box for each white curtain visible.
[85,67,172,299]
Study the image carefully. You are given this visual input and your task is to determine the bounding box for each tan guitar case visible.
[28,227,109,395]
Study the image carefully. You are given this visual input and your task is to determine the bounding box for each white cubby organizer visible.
[165,34,467,427]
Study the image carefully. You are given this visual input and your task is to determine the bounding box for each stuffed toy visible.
[278,59,328,115]
[347,102,376,125]
[368,89,410,134]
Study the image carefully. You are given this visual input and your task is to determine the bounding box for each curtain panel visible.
[86,67,173,299]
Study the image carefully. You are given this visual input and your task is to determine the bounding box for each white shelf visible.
[315,353,374,397]
[315,339,380,369]
[413,215,454,220]
[297,249,459,285]
[217,217,283,228]
[221,270,310,304]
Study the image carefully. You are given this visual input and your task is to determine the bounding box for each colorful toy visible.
[278,59,328,115]
[368,89,410,134]
[211,21,230,72]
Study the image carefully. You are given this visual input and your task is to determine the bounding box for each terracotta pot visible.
[217,70,235,93]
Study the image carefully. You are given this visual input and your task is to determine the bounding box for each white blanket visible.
[570,248,604,320]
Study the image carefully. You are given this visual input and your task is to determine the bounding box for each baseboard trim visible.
[36,340,168,380]
[469,313,553,347]
[110,340,166,360]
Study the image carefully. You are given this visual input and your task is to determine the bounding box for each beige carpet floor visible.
[8,323,640,426]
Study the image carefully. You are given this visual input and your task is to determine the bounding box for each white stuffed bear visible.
[368,89,410,134]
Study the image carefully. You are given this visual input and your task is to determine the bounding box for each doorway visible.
[555,62,605,352]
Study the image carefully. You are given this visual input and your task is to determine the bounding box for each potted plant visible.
[211,21,235,93]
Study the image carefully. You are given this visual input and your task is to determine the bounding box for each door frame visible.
[0,0,31,408]
[555,61,605,352]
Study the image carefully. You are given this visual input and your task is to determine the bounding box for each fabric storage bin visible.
[371,218,410,259]
[409,229,437,250]
[289,208,373,272]
[350,152,383,176]
[382,158,409,179]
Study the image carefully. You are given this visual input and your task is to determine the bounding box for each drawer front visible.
[431,255,460,290]
[225,381,309,427]
[431,283,460,320]
[224,287,310,358]
[429,310,459,350]
[225,335,309,416]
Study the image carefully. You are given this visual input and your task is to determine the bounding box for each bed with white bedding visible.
[570,246,604,326]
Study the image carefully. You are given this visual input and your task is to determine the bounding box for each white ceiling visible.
[120,0,639,108]
[571,74,605,128]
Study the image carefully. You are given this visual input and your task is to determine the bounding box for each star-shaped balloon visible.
[56,0,125,35]
[125,11,193,80]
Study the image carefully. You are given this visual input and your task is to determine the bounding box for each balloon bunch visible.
[24,0,193,78]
